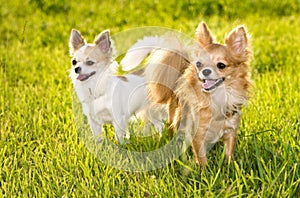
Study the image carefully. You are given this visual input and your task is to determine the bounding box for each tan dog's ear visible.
[195,21,215,47]
[94,30,111,53]
[69,29,86,55]
[225,26,249,55]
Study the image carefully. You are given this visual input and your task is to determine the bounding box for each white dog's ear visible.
[195,21,215,47]
[69,29,86,55]
[225,26,249,55]
[94,30,111,53]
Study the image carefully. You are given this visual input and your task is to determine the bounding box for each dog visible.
[69,29,164,144]
[121,21,252,165]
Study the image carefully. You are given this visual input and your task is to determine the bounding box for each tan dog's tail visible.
[145,49,190,104]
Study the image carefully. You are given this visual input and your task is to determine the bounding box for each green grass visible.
[1,0,300,197]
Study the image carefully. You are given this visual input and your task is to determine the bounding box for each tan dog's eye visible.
[72,59,77,66]
[86,60,95,66]
[217,62,226,69]
[196,61,203,68]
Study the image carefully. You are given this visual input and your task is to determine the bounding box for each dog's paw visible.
[96,137,103,144]
[154,122,165,135]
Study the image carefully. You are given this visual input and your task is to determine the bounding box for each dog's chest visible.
[205,87,240,143]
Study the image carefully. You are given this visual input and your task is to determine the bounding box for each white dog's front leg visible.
[112,118,127,144]
[88,117,103,143]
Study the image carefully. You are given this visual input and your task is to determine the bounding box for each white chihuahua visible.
[69,29,163,143]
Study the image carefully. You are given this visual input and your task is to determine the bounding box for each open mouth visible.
[76,71,96,81]
[202,78,225,92]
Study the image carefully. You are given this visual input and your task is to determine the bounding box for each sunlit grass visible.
[1,0,300,196]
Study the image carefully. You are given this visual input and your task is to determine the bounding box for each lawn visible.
[1,0,300,197]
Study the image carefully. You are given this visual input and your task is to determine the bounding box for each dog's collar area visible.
[202,77,225,92]
[77,71,96,81]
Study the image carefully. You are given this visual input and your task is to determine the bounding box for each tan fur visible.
[147,22,252,165]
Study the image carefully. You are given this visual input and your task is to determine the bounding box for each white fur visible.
[120,36,165,71]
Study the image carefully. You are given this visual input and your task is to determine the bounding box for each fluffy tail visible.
[121,36,185,71]
[120,36,166,71]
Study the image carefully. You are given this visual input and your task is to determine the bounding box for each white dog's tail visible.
[120,36,165,71]
[121,35,185,71]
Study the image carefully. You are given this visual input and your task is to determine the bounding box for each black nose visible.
[202,69,212,76]
[75,67,81,74]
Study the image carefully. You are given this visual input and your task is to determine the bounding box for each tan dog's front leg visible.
[191,108,212,167]
[222,113,240,160]
[192,131,207,166]
[222,132,237,160]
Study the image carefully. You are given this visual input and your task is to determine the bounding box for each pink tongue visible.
[77,74,88,81]
[202,79,216,89]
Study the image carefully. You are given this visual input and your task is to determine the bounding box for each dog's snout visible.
[75,67,81,74]
[202,69,212,77]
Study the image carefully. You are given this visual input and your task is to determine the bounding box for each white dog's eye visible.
[72,59,77,66]
[86,60,95,66]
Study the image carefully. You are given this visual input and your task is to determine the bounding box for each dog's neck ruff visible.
[210,85,245,117]
[88,61,118,98]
